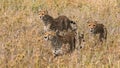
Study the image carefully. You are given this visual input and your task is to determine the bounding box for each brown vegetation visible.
[0,0,120,68]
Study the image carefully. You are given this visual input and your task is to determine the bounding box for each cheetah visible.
[87,20,107,45]
[38,10,78,32]
[43,30,76,57]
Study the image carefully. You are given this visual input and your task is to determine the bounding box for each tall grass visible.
[0,0,120,68]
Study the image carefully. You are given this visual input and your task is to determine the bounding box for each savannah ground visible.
[0,0,120,68]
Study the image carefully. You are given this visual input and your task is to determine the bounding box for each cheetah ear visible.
[38,10,41,14]
[38,7,42,12]
[94,21,97,24]
[87,20,90,23]
[44,9,48,14]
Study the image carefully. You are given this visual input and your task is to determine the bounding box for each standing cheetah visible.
[87,20,107,44]
[43,30,76,57]
[38,10,78,32]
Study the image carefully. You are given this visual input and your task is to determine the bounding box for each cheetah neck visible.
[42,15,54,26]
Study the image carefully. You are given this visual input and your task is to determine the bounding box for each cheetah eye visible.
[44,37,47,39]
[73,22,75,24]
[88,25,90,26]
[71,21,73,23]
[44,36,49,41]
[93,25,95,26]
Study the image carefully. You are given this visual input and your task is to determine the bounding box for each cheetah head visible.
[87,20,97,33]
[70,21,78,31]
[38,10,48,19]
[43,31,56,41]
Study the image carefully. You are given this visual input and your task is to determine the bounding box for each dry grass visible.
[0,0,120,68]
